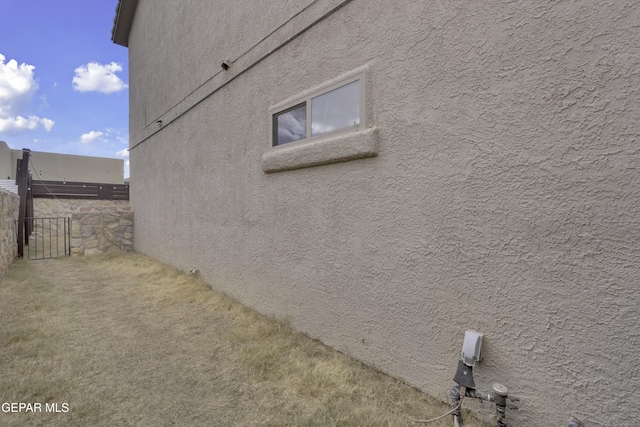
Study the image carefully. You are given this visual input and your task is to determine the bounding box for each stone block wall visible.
[71,204,133,256]
[0,189,19,276]
[33,199,133,256]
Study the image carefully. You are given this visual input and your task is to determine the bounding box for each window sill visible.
[262,127,379,173]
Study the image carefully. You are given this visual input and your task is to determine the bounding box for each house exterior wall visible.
[123,1,640,425]
[0,141,124,184]
[24,150,124,184]
[0,141,11,179]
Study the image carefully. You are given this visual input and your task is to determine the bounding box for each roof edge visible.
[111,0,139,47]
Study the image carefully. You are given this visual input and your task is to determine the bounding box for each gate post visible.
[16,149,30,258]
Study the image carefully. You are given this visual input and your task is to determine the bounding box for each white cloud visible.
[116,148,129,157]
[0,54,54,134]
[72,62,128,93]
[39,94,49,109]
[41,118,55,131]
[80,130,104,144]
[0,116,36,132]
[0,116,55,133]
[0,54,36,115]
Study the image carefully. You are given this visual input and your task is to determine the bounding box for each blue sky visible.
[0,0,129,177]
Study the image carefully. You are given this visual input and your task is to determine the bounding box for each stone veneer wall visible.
[0,189,19,276]
[33,199,133,256]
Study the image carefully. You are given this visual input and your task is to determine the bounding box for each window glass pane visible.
[311,80,359,137]
[274,103,306,145]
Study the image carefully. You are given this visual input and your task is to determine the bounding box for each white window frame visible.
[269,70,366,147]
[262,67,378,173]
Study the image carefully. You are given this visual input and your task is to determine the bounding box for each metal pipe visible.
[450,383,514,427]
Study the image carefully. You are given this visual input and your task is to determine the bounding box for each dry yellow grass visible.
[0,251,490,427]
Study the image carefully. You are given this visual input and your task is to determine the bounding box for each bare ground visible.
[0,252,489,427]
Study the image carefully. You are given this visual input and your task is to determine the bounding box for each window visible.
[273,103,306,145]
[272,73,364,146]
[263,68,377,173]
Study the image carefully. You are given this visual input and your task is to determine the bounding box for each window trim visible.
[263,67,377,173]
[269,70,367,147]
[262,126,379,173]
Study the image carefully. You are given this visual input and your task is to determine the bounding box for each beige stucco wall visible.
[26,151,124,184]
[0,141,12,179]
[124,1,640,425]
[0,142,124,184]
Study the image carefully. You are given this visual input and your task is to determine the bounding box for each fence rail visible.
[31,180,129,200]
[15,150,128,257]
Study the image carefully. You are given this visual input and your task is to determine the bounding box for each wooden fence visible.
[30,180,129,200]
[15,150,129,257]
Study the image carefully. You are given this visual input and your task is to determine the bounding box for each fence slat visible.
[30,180,129,200]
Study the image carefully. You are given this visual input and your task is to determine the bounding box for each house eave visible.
[111,0,138,47]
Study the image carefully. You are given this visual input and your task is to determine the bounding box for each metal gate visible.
[19,217,72,260]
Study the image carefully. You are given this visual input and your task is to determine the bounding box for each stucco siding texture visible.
[126,1,640,425]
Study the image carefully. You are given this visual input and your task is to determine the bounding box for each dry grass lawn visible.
[0,251,489,427]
